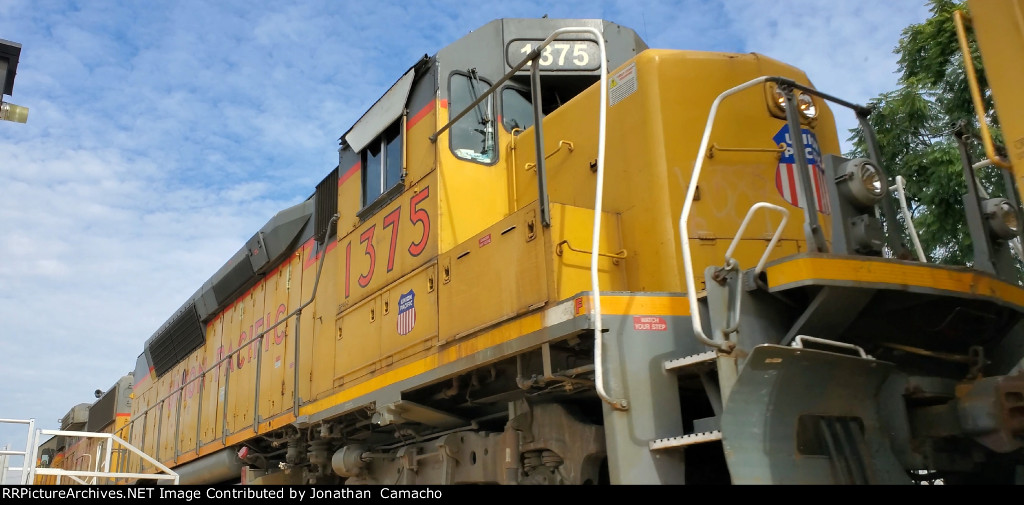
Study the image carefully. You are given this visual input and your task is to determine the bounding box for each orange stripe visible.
[134,367,154,389]
[406,101,435,130]
[339,161,360,185]
[302,236,338,271]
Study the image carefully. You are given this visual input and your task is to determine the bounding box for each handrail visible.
[715,202,789,338]
[0,418,34,484]
[540,28,628,412]
[792,335,868,359]
[435,25,625,410]
[26,429,179,485]
[555,239,627,261]
[680,76,772,352]
[723,202,790,276]
[953,10,1011,170]
[682,75,914,351]
[524,140,574,170]
[128,215,338,466]
[890,176,927,262]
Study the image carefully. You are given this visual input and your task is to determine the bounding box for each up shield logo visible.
[773,124,831,215]
[397,290,416,336]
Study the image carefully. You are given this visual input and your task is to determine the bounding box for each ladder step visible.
[663,350,717,375]
[649,430,723,450]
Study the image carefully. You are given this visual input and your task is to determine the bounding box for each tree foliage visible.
[848,0,1009,266]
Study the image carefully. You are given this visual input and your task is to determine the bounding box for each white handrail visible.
[0,417,35,484]
[714,203,790,338]
[679,76,771,351]
[723,202,790,276]
[26,429,179,485]
[433,24,625,410]
[890,176,926,262]
[528,27,629,412]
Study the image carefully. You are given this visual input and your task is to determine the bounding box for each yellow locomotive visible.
[37,2,1024,485]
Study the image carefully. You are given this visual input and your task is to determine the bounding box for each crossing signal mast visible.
[1,39,28,124]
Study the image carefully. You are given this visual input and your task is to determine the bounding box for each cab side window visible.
[362,120,403,208]
[449,72,495,164]
[501,86,536,133]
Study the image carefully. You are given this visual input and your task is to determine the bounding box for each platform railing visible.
[0,419,177,485]
[28,429,178,485]
[0,418,34,484]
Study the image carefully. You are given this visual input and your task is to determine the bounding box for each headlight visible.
[838,158,885,210]
[983,198,1020,240]
[772,86,788,111]
[768,85,816,121]
[797,93,817,119]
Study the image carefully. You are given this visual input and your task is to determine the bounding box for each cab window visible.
[362,120,402,208]
[449,72,495,164]
[501,86,536,133]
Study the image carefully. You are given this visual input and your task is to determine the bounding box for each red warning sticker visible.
[633,316,667,331]
[479,234,492,247]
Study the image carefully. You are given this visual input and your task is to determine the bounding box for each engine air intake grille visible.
[148,303,205,377]
[86,387,117,432]
[315,167,339,244]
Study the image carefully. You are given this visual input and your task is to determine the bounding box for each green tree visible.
[848,0,1009,266]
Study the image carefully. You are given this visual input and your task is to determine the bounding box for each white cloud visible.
[718,0,931,146]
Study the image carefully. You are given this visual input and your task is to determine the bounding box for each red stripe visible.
[302,236,339,271]
[813,166,824,212]
[133,366,155,389]
[787,164,799,207]
[820,170,827,212]
[406,102,435,130]
[301,237,318,269]
[339,162,360,186]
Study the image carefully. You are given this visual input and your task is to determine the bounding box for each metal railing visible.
[679,75,911,352]
[124,215,337,474]
[0,418,35,484]
[0,419,178,485]
[28,429,178,485]
[679,76,776,352]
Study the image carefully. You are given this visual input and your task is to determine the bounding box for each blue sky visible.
[0,0,932,477]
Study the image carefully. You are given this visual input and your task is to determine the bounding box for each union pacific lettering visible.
[222,303,290,371]
[165,357,209,401]
[158,265,300,403]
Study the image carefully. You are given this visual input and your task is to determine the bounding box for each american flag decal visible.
[397,290,416,336]
[773,124,831,215]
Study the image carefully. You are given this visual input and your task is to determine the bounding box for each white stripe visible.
[780,164,795,205]
[543,298,576,327]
